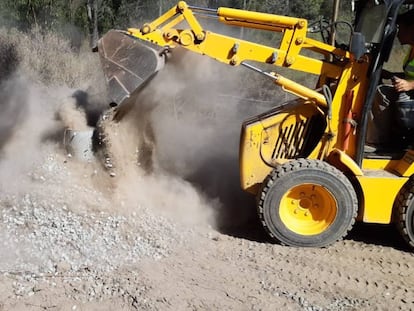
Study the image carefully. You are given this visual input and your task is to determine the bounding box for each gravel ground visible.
[0,146,413,311]
[0,149,197,310]
[0,63,413,311]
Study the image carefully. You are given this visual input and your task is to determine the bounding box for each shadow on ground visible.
[184,153,414,250]
[347,222,412,252]
[184,154,270,243]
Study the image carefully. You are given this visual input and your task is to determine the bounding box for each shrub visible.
[0,34,19,83]
[0,27,104,90]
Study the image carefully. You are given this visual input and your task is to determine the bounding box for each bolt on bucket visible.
[97,30,165,107]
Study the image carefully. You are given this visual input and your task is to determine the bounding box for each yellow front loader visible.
[96,0,414,249]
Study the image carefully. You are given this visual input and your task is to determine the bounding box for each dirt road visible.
[0,41,413,311]
[0,146,413,311]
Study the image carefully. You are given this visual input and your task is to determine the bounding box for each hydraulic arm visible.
[94,0,414,250]
[122,1,352,107]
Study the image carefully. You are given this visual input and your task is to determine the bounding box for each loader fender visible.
[327,148,363,177]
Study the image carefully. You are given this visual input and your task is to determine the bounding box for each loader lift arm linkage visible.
[94,0,414,250]
[126,1,351,107]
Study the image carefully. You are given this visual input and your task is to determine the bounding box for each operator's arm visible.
[392,76,414,92]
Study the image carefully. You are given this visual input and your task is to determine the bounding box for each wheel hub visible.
[280,184,338,235]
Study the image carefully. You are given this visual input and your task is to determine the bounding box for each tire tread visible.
[257,159,358,247]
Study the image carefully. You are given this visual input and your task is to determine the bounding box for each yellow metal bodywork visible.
[121,2,414,228]
[128,2,347,78]
[328,150,409,224]
[279,183,338,235]
[239,101,326,193]
[327,149,363,176]
[390,150,414,177]
[356,174,407,223]
[127,1,367,159]
[128,26,344,88]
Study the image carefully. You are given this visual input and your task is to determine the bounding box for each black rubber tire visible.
[257,159,358,247]
[394,178,414,249]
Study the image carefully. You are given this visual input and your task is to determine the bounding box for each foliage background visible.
[0,0,353,45]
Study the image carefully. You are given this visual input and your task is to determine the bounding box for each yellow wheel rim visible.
[279,183,338,236]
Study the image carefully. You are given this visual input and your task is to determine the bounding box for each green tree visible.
[0,0,355,47]
[289,0,325,19]
[0,0,77,29]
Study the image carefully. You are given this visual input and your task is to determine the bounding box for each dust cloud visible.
[0,37,273,233]
[0,26,280,280]
[0,77,28,152]
[0,80,79,192]
[106,49,270,229]
[150,52,258,229]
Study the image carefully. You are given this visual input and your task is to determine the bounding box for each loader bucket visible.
[97,30,165,106]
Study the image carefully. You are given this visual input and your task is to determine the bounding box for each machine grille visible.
[271,118,310,160]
